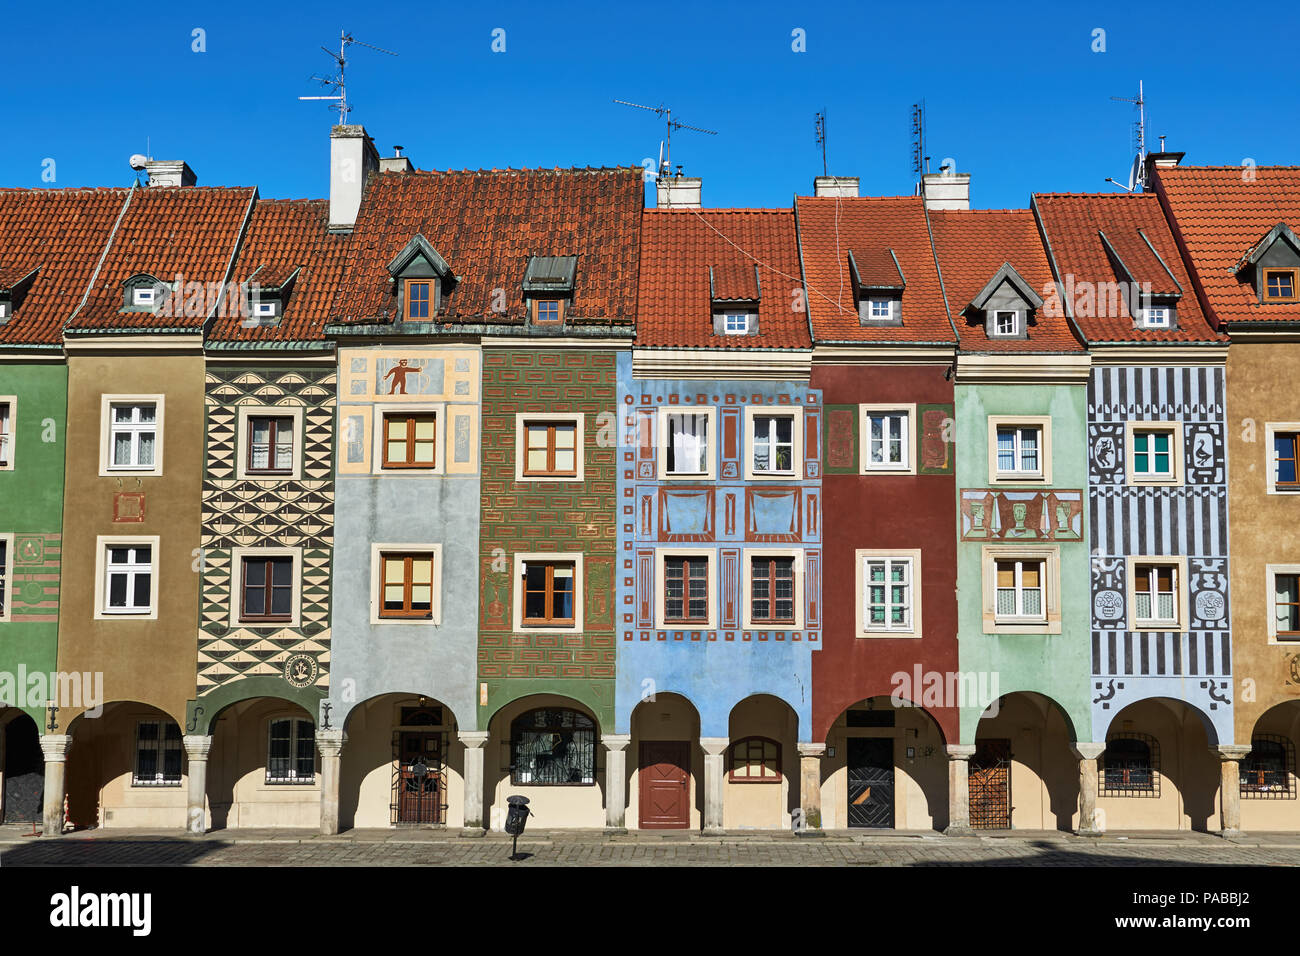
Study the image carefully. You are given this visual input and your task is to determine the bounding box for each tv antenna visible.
[911,101,930,180]
[814,109,828,177]
[613,99,717,177]
[1105,80,1146,192]
[299,29,398,123]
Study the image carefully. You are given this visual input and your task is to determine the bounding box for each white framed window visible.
[657,406,717,480]
[515,412,585,482]
[266,717,317,785]
[867,298,893,321]
[235,405,304,480]
[254,301,277,317]
[742,549,804,630]
[860,404,916,474]
[513,552,584,633]
[721,312,753,335]
[1124,422,1183,486]
[988,415,1051,483]
[744,406,802,479]
[1140,306,1171,328]
[856,549,922,638]
[0,532,12,623]
[0,301,8,321]
[369,543,443,625]
[93,535,160,620]
[0,396,14,469]
[654,549,718,630]
[1126,556,1189,632]
[1267,564,1300,644]
[981,546,1061,634]
[132,287,156,307]
[99,394,164,476]
[132,719,182,787]
[992,310,1021,336]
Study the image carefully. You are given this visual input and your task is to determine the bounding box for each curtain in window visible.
[996,429,1015,471]
[669,414,707,473]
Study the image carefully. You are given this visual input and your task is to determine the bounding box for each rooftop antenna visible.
[299,29,398,123]
[911,101,931,192]
[613,99,717,177]
[1105,80,1146,192]
[814,109,828,177]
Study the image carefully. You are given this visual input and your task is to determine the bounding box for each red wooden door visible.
[639,740,690,829]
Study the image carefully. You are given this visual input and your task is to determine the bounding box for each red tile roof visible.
[1033,192,1219,343]
[1152,165,1300,326]
[333,167,642,327]
[636,208,809,349]
[929,209,1082,353]
[795,196,955,344]
[67,185,256,333]
[211,199,350,344]
[0,188,128,345]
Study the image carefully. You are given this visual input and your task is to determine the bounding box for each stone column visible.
[944,744,976,835]
[1216,745,1251,838]
[315,729,346,836]
[1072,742,1106,836]
[182,735,213,835]
[459,731,490,834]
[700,736,729,834]
[796,742,826,834]
[39,734,72,837]
[601,734,631,832]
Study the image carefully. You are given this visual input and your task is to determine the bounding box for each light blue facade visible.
[614,352,823,738]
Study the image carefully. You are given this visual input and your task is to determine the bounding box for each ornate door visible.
[396,732,444,825]
[969,738,1011,829]
[639,741,690,829]
[847,737,894,828]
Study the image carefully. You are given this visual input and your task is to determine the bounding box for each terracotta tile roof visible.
[636,208,809,349]
[929,208,1082,353]
[67,185,256,333]
[0,188,128,345]
[1152,165,1300,326]
[211,198,350,344]
[333,167,641,327]
[1033,192,1220,343]
[795,196,955,345]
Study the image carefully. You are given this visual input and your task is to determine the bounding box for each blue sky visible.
[2,0,1296,209]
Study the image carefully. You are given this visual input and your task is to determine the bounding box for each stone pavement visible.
[3,825,1300,866]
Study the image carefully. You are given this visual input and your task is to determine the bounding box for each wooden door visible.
[969,738,1011,829]
[397,732,443,825]
[639,740,690,829]
[847,737,894,828]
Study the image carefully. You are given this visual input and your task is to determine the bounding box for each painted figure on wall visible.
[385,358,416,395]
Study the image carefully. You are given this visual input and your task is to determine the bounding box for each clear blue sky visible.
[2,0,1296,209]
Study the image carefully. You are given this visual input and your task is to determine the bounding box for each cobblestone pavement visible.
[4,828,1300,866]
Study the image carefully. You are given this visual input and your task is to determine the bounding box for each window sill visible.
[1129,477,1183,487]
[858,629,921,640]
[985,620,1061,635]
[728,777,782,785]
[990,473,1046,483]
[1129,623,1186,633]
[860,466,914,476]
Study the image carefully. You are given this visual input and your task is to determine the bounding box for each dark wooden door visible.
[397,732,443,824]
[2,714,43,825]
[639,740,690,829]
[970,738,1011,829]
[847,737,894,828]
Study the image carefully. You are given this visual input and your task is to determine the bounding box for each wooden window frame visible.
[1278,573,1300,641]
[266,717,318,785]
[405,279,432,320]
[532,298,564,324]
[749,554,797,626]
[246,415,295,476]
[522,420,579,477]
[1263,267,1299,304]
[378,552,438,620]
[239,555,294,624]
[520,559,577,628]
[728,736,782,783]
[663,555,710,625]
[1273,431,1300,490]
[382,412,438,469]
[1125,555,1189,633]
[1267,564,1300,644]
[1132,563,1179,628]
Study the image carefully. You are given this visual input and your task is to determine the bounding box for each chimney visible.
[656,166,702,209]
[1144,149,1185,184]
[144,160,197,187]
[814,176,859,198]
[379,144,414,174]
[330,125,380,232]
[921,167,970,210]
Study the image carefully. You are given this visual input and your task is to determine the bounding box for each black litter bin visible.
[505,795,532,859]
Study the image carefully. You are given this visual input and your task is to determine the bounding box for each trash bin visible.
[505,795,531,835]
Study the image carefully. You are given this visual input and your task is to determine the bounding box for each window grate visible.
[1100,732,1161,797]
[1241,734,1296,799]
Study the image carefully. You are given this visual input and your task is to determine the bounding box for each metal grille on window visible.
[133,720,182,786]
[510,709,595,785]
[267,718,316,784]
[391,729,448,825]
[1240,735,1296,799]
[1100,733,1161,797]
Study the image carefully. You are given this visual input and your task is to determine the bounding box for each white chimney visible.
[144,160,197,188]
[814,176,859,198]
[656,169,702,209]
[330,125,380,232]
[379,144,414,174]
[921,170,970,210]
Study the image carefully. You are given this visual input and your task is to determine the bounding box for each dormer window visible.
[867,298,893,321]
[405,280,432,320]
[1264,268,1298,303]
[721,312,753,335]
[122,274,170,313]
[533,298,564,324]
[387,234,454,323]
[0,299,8,324]
[992,310,1021,336]
[1140,305,1171,328]
[133,287,156,307]
[254,301,277,319]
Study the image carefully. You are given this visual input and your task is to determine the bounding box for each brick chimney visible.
[814,176,859,198]
[144,160,196,187]
[921,168,970,210]
[656,167,702,209]
[330,125,380,232]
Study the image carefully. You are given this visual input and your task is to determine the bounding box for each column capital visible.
[700,736,729,756]
[1215,745,1252,762]
[315,728,347,758]
[39,734,72,761]
[1071,742,1106,760]
[945,744,976,759]
[458,731,490,749]
[601,734,631,753]
[182,735,213,760]
[797,742,827,758]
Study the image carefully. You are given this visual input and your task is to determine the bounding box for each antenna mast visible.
[911,101,929,182]
[815,110,828,177]
[1105,80,1148,192]
[299,29,398,123]
[613,99,718,176]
